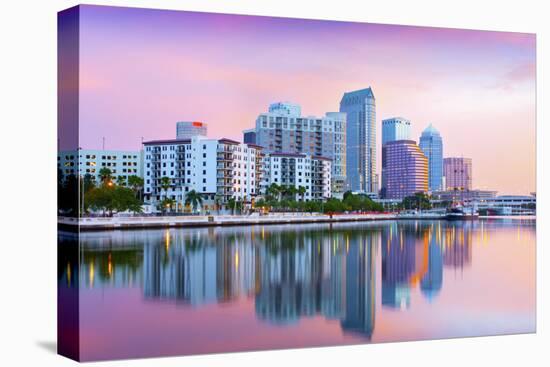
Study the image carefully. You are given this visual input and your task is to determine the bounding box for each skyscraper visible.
[419,124,444,191]
[443,157,472,191]
[245,102,346,195]
[381,140,428,199]
[381,117,411,195]
[382,117,411,145]
[339,87,377,193]
[176,121,208,139]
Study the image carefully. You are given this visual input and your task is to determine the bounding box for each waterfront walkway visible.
[59,212,398,231]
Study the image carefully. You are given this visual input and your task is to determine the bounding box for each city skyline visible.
[67,5,535,194]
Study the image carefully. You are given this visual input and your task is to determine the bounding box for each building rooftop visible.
[421,123,440,136]
[384,139,418,146]
[143,138,191,145]
[143,137,246,146]
[341,87,375,101]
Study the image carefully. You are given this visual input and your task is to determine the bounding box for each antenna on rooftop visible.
[102,137,105,150]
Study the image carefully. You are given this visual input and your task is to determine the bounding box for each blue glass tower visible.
[339,87,377,193]
[419,124,443,192]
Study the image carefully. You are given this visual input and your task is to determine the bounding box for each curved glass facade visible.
[381,140,428,199]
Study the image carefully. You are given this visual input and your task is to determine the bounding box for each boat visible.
[445,206,479,220]
[397,209,446,219]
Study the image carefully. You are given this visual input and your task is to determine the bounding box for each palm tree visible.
[159,198,175,214]
[214,194,222,214]
[127,175,144,200]
[116,175,127,187]
[266,183,282,201]
[160,176,171,196]
[98,167,113,185]
[297,186,307,202]
[185,190,203,214]
[286,186,298,200]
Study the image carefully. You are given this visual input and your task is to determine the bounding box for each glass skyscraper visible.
[381,117,411,196]
[381,140,428,199]
[382,117,411,145]
[419,124,443,192]
[339,87,377,193]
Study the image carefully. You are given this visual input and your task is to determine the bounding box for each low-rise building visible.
[432,189,497,203]
[57,149,143,184]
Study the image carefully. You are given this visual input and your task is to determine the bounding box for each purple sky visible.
[67,5,535,194]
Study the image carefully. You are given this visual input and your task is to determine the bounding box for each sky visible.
[64,5,536,194]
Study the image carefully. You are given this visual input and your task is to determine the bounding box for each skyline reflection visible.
[62,219,535,344]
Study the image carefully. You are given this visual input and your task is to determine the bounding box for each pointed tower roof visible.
[340,87,375,103]
[421,123,440,136]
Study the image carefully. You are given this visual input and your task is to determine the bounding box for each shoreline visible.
[57,213,535,232]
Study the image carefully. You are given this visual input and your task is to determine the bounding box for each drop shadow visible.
[36,340,57,354]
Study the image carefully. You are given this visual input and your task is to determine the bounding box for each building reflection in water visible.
[380,221,474,309]
[70,220,493,339]
[254,227,378,339]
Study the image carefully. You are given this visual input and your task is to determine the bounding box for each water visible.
[58,218,536,361]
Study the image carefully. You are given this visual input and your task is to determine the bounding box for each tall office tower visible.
[247,102,346,196]
[176,121,208,139]
[382,117,411,145]
[419,124,444,192]
[339,87,377,193]
[443,157,472,191]
[381,140,428,199]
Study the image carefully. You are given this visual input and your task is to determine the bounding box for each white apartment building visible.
[57,149,143,184]
[143,136,263,210]
[262,152,332,201]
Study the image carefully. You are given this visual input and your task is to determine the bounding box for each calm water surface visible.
[58,219,536,361]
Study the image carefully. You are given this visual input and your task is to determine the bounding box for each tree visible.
[160,176,171,194]
[304,200,321,213]
[297,186,307,202]
[343,191,354,201]
[86,185,116,216]
[112,186,142,213]
[283,186,298,200]
[266,183,282,201]
[254,198,270,211]
[127,175,144,200]
[116,175,127,187]
[401,192,432,210]
[214,194,222,214]
[86,185,142,216]
[159,198,176,214]
[98,167,113,185]
[324,198,347,213]
[185,190,203,213]
[82,173,96,193]
[160,176,171,212]
[227,197,244,215]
